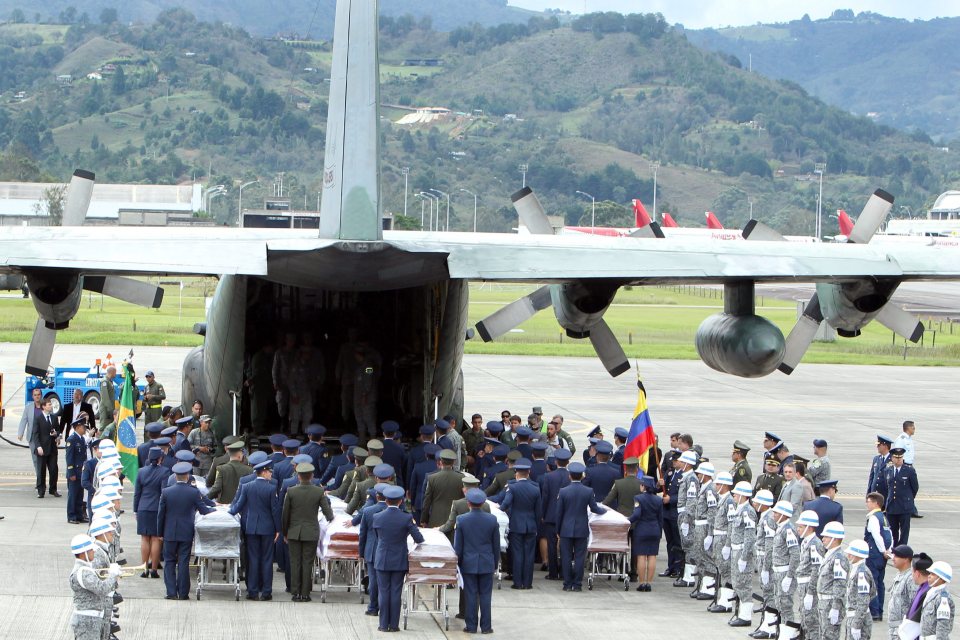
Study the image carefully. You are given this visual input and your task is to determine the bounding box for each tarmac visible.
[0,346,958,639]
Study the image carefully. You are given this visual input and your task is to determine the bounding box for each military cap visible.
[148,447,163,461]
[419,423,437,436]
[764,456,780,466]
[175,416,193,427]
[434,418,450,431]
[490,444,508,458]
[516,426,533,438]
[365,455,383,468]
[269,434,288,446]
[248,451,268,466]
[486,422,504,435]
[424,442,440,456]
[913,552,933,572]
[466,488,487,505]
[71,416,88,427]
[154,437,172,446]
[587,426,602,438]
[172,461,193,475]
[374,483,390,496]
[623,456,640,466]
[198,414,212,423]
[769,440,785,454]
[794,454,810,464]
[381,420,399,434]
[438,449,457,462]
[595,440,614,455]
[512,458,531,470]
[891,544,914,559]
[292,454,313,465]
[253,460,273,471]
[532,406,543,414]
[462,473,480,485]
[554,449,573,461]
[373,463,395,479]
[366,439,384,451]
[306,424,327,436]
[90,438,104,449]
[876,434,893,446]
[351,447,368,459]
[732,440,750,454]
[567,462,586,474]
[295,462,315,474]
[383,486,405,500]
[614,427,629,440]
[506,450,523,462]
[175,450,196,462]
[222,434,240,445]
[890,447,906,456]
[763,431,781,442]
[818,479,839,490]
[161,426,177,437]
[282,438,302,450]
[226,440,245,451]
[588,437,600,445]
[531,442,548,452]
[146,422,164,435]
[485,437,502,447]
[340,434,359,446]
[639,476,658,491]
[812,438,828,448]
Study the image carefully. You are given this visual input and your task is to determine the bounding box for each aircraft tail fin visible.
[319,0,382,241]
[705,211,724,229]
[837,210,854,236]
[661,213,679,227]
[632,199,652,227]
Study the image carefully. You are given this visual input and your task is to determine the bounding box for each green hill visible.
[688,11,960,142]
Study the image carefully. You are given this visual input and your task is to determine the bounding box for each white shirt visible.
[865,509,889,553]
[892,433,915,465]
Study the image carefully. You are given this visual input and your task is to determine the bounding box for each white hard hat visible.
[679,451,698,466]
[930,561,953,584]
[696,462,716,478]
[95,488,121,501]
[752,489,774,506]
[96,465,117,479]
[772,501,794,518]
[91,507,115,523]
[797,510,820,528]
[99,440,116,449]
[846,539,869,559]
[90,496,115,512]
[714,471,734,486]
[732,481,753,497]
[822,521,845,539]
[71,534,96,555]
[88,518,115,537]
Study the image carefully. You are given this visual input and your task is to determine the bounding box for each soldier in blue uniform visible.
[155,436,176,471]
[157,461,215,599]
[802,479,843,536]
[358,483,389,617]
[877,448,919,546]
[404,424,435,488]
[661,453,684,578]
[538,448,572,580]
[501,458,542,590]
[611,427,628,467]
[514,426,534,460]
[373,485,425,633]
[529,442,549,481]
[455,488,499,634]
[583,440,620,502]
[134,447,170,577]
[379,421,406,486]
[66,418,89,524]
[299,424,329,479]
[273,439,301,487]
[556,462,605,591]
[481,445,509,491]
[867,435,893,494]
[266,433,287,464]
[80,439,102,521]
[137,422,164,467]
[229,459,281,600]
[409,443,440,523]
[279,454,318,503]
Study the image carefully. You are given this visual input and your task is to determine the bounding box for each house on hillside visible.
[86,72,102,81]
[56,74,73,87]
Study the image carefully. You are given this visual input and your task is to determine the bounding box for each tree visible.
[111,66,126,95]
[34,184,67,226]
[10,8,26,23]
[99,8,118,24]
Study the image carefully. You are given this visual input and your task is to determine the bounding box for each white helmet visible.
[696,462,716,478]
[796,510,819,529]
[71,534,96,555]
[752,489,774,507]
[772,500,794,518]
[732,481,753,498]
[822,521,845,540]
[714,471,734,486]
[930,562,953,584]
[679,450,698,467]
[846,539,869,559]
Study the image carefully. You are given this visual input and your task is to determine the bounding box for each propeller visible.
[475,285,551,342]
[25,320,57,377]
[745,189,921,374]
[588,319,632,377]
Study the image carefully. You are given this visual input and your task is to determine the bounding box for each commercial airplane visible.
[2,0,959,438]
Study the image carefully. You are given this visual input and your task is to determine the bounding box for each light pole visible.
[414,193,426,229]
[749,199,754,220]
[519,163,528,188]
[401,167,409,218]
[419,192,438,231]
[430,189,450,231]
[649,161,660,217]
[815,162,826,240]
[459,188,478,232]
[575,190,596,232]
[205,184,226,214]
[238,179,259,223]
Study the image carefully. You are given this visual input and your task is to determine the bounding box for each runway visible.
[757,281,960,316]
[1,347,957,638]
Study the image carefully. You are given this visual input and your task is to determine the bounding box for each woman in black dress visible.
[629,476,663,591]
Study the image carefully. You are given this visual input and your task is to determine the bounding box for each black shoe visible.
[572,586,582,592]
[68,520,80,525]
[112,593,123,605]
[164,595,177,600]
[110,623,120,634]
[872,615,883,621]
[150,570,160,579]
[301,596,312,602]
[912,513,923,519]
[562,586,571,591]
[139,571,148,578]
[377,628,389,633]
[260,594,272,601]
[481,630,494,635]
[463,628,477,634]
[178,595,189,600]
[365,610,379,616]
[658,570,674,577]
[540,564,547,571]
[246,594,258,600]
[455,613,465,619]
[117,559,127,566]
[37,493,44,499]
[729,619,751,627]
[545,575,561,581]
[292,594,302,602]
[50,491,62,497]
[636,584,644,592]
[510,584,523,590]
[77,518,89,523]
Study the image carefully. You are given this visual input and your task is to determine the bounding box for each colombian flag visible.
[623,376,656,472]
[115,363,140,483]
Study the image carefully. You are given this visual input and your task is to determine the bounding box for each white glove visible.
[851,627,861,640]
[107,563,121,578]
[738,559,747,572]
[680,523,689,537]
[760,570,769,585]
[829,608,839,625]
[703,536,713,551]
[803,594,813,610]
[721,546,730,560]
[781,577,792,591]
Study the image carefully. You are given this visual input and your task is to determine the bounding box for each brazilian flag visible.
[116,363,140,483]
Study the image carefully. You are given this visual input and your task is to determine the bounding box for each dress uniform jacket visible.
[319,451,350,486]
[137,439,159,468]
[455,509,500,574]
[629,492,664,541]
[483,467,515,498]
[754,472,785,500]
[530,458,548,482]
[731,458,752,484]
[373,506,425,571]
[439,496,491,534]
[481,460,507,490]
[158,481,215,540]
[299,441,329,479]
[919,583,955,640]
[381,439,406,484]
[603,475,645,518]
[208,459,253,503]
[359,501,388,562]
[582,462,620,503]
[878,465,919,515]
[867,453,890,494]
[205,450,232,487]
[501,479,542,534]
[134,463,172,513]
[231,478,281,535]
[410,461,436,513]
[278,474,321,505]
[422,468,465,527]
[538,467,571,525]
[331,460,356,492]
[348,475,377,514]
[65,432,87,479]
[555,482,604,538]
[802,496,844,537]
[273,456,297,489]
[282,483,334,539]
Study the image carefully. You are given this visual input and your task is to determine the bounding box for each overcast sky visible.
[508,1,958,29]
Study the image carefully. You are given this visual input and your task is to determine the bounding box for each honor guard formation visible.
[13,381,955,639]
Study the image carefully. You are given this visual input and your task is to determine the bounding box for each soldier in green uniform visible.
[731,440,752,485]
[335,447,368,500]
[439,473,492,535]
[98,366,117,429]
[484,450,522,498]
[206,435,242,487]
[346,456,382,514]
[754,455,785,498]
[282,462,335,602]
[208,441,253,503]
[141,371,166,433]
[603,458,645,517]
[421,450,465,527]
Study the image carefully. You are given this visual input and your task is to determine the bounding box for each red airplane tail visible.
[837,210,854,236]
[661,213,678,228]
[632,199,652,227]
[705,211,724,229]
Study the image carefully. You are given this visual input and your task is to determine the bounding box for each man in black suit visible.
[30,398,61,498]
[60,388,97,439]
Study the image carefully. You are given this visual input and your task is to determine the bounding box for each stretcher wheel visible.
[444,613,449,631]
[196,589,202,600]
[623,580,629,591]
[587,579,593,590]
[235,588,240,601]
[403,614,408,630]
[320,592,327,603]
